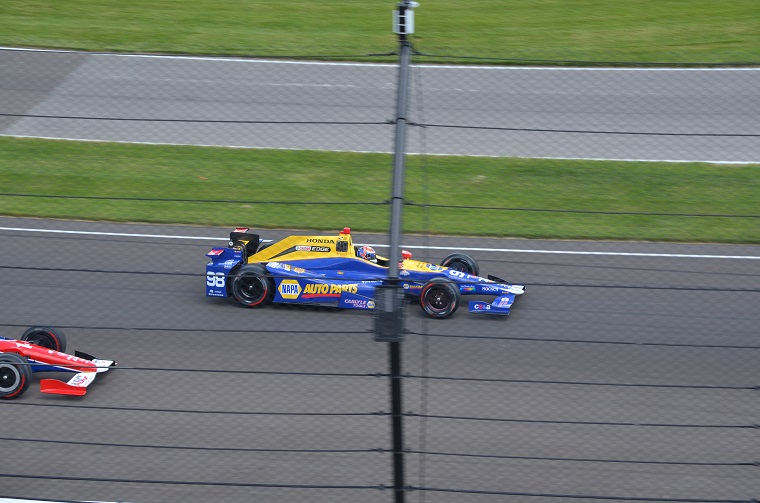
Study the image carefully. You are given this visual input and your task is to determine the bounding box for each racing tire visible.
[0,353,32,399]
[20,326,67,352]
[440,253,480,277]
[231,264,275,308]
[419,277,460,319]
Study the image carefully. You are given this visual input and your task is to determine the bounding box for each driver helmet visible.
[358,245,377,263]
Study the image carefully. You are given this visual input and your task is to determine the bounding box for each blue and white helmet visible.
[358,246,377,263]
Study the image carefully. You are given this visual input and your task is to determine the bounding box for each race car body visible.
[206,227,525,319]
[0,327,116,399]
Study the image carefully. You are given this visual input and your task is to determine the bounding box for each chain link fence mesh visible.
[1,44,758,503]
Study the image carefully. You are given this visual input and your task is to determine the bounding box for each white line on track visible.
[3,46,760,71]
[1,226,757,260]
[2,134,753,165]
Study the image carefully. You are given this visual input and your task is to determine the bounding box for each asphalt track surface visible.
[1,47,759,163]
[1,217,758,503]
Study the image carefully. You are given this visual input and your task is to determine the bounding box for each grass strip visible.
[1,1,758,64]
[1,137,758,243]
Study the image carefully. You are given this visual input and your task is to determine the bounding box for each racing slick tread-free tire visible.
[0,353,32,399]
[420,277,460,319]
[20,326,67,352]
[440,253,480,277]
[231,264,275,308]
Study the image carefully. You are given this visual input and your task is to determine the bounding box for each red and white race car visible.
[0,326,116,399]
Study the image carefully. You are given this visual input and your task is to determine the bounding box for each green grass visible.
[1,0,759,63]
[1,137,758,243]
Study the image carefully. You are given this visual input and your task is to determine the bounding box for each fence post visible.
[382,2,420,502]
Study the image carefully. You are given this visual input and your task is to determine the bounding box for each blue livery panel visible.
[273,275,381,309]
[205,247,244,298]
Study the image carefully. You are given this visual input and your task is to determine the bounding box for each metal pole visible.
[387,3,416,502]
[389,339,405,503]
[388,11,412,277]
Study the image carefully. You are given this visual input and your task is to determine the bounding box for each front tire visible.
[231,264,275,308]
[440,253,480,276]
[21,326,67,352]
[0,353,32,399]
[420,277,460,319]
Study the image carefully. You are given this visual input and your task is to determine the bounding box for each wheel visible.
[231,264,275,308]
[20,326,67,352]
[440,253,480,276]
[419,277,460,319]
[0,353,32,399]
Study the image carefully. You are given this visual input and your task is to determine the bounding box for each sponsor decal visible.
[399,270,411,277]
[69,374,91,386]
[426,264,444,271]
[278,280,302,299]
[462,286,476,292]
[367,300,375,309]
[306,238,335,244]
[497,297,513,308]
[296,244,331,252]
[293,267,305,274]
[481,286,501,293]
[207,249,224,256]
[344,298,369,308]
[302,283,359,298]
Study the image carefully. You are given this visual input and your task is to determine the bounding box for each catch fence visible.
[0,38,758,503]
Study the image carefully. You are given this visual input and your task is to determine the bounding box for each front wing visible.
[39,358,116,396]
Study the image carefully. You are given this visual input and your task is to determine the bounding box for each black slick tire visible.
[440,253,480,276]
[231,264,275,308]
[419,277,460,319]
[21,326,67,352]
[0,353,32,399]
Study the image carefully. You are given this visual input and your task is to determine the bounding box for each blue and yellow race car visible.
[205,227,525,318]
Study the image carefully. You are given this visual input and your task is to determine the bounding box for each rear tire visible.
[21,326,67,352]
[231,264,275,308]
[419,277,460,319]
[440,253,480,276]
[0,353,32,399]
